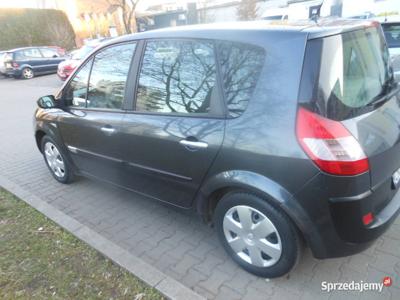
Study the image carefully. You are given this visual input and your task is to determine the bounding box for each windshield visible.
[72,45,94,60]
[300,27,394,121]
[382,24,400,48]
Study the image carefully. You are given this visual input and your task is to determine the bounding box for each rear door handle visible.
[101,126,115,134]
[179,139,208,149]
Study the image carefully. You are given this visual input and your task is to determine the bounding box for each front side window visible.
[64,58,93,108]
[136,40,217,114]
[41,48,58,58]
[87,43,136,109]
[217,41,265,118]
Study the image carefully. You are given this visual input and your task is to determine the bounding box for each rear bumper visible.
[5,68,21,77]
[295,172,400,258]
[329,184,400,244]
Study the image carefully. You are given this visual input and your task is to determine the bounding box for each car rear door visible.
[20,48,46,73]
[57,42,137,184]
[119,39,225,208]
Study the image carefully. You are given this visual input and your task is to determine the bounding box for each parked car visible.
[0,51,6,75]
[58,39,113,81]
[349,12,376,19]
[34,19,400,278]
[57,45,96,81]
[381,20,400,81]
[3,47,65,79]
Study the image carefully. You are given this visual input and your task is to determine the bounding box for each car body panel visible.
[34,19,400,260]
[120,113,225,208]
[57,108,126,184]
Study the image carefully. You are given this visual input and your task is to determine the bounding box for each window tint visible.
[217,41,265,118]
[87,43,136,109]
[382,24,400,48]
[41,48,58,58]
[21,48,43,59]
[300,27,393,121]
[136,40,217,114]
[64,58,93,108]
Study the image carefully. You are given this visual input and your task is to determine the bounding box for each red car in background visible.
[57,45,95,81]
[57,38,113,81]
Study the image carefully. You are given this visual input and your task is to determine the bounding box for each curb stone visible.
[0,175,205,300]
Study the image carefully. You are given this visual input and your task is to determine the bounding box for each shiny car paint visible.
[35,19,400,261]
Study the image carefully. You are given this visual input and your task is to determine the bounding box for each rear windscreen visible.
[299,27,394,121]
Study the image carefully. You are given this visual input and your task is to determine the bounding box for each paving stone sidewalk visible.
[0,75,399,299]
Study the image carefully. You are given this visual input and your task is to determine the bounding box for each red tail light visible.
[296,107,369,176]
[12,62,19,68]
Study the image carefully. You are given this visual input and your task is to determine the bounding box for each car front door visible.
[57,42,137,184]
[119,39,225,208]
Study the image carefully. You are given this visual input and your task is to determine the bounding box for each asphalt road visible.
[0,74,399,300]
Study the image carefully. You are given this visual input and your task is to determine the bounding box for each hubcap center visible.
[244,233,255,245]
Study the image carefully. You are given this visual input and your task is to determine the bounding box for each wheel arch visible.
[35,129,46,152]
[195,170,325,255]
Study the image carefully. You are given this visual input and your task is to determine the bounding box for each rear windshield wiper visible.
[366,78,397,107]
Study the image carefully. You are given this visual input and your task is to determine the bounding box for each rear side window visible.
[216,41,265,118]
[14,51,24,60]
[136,39,217,115]
[300,27,393,121]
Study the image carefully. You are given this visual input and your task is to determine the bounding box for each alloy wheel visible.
[223,205,282,267]
[23,68,33,79]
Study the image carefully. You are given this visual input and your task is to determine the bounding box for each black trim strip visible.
[67,145,192,182]
[127,161,192,182]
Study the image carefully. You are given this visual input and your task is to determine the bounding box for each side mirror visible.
[37,95,57,109]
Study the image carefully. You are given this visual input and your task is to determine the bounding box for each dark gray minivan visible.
[34,19,400,277]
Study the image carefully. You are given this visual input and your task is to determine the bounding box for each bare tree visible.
[236,0,258,21]
[107,0,140,34]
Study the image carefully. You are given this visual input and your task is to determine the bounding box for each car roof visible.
[6,46,55,53]
[6,46,39,53]
[105,17,378,46]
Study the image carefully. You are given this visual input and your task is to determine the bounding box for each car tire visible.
[41,135,74,184]
[21,67,34,79]
[214,192,302,278]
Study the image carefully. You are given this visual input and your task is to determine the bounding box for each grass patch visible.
[0,188,164,299]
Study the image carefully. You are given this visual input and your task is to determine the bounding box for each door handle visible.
[179,139,208,149]
[101,126,115,134]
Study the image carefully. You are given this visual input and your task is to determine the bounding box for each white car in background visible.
[377,16,400,81]
[0,51,6,75]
